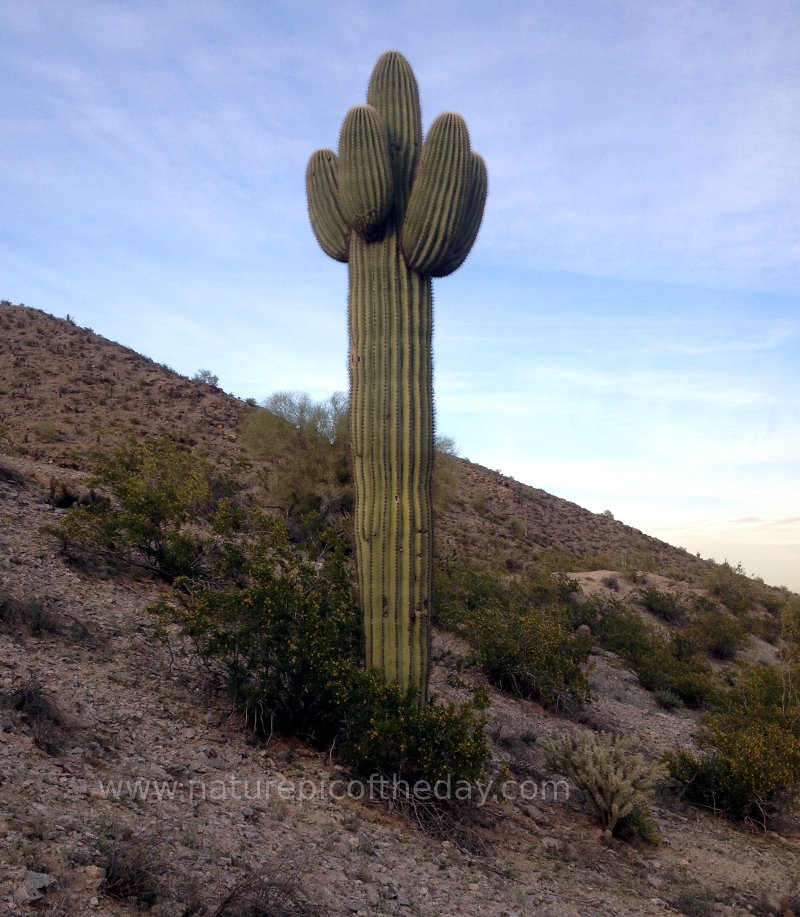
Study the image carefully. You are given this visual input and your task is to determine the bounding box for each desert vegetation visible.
[2,299,799,914]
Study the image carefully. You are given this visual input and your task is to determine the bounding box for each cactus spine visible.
[306,51,487,694]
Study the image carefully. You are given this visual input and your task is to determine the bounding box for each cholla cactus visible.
[306,51,487,695]
[541,730,663,832]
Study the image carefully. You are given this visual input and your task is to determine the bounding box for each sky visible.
[2,1,799,591]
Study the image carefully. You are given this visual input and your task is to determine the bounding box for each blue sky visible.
[2,1,799,590]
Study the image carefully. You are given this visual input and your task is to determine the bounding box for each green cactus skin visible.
[306,51,487,694]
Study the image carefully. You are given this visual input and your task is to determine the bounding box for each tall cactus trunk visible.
[306,51,487,698]
[349,231,433,690]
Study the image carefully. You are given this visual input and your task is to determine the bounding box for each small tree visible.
[192,369,219,387]
[240,391,352,529]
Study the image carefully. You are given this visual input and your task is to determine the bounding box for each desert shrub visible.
[666,662,800,825]
[53,436,228,580]
[614,802,662,846]
[240,391,352,533]
[601,574,620,592]
[0,596,61,637]
[212,871,332,916]
[241,391,459,535]
[435,553,590,710]
[638,586,687,624]
[0,677,68,755]
[704,561,756,615]
[152,518,487,786]
[574,596,716,708]
[654,688,684,711]
[103,837,163,909]
[682,601,747,660]
[192,368,219,387]
[541,729,663,837]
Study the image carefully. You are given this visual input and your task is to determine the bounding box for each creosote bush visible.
[541,729,663,838]
[665,660,800,825]
[151,516,487,786]
[53,435,228,581]
[435,552,591,710]
[637,586,687,624]
[572,596,716,708]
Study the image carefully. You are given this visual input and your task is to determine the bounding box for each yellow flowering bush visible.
[53,435,226,581]
[666,662,800,824]
[434,552,591,710]
[152,517,487,785]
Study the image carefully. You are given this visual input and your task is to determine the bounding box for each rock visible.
[523,804,552,825]
[396,890,411,907]
[14,870,56,903]
[347,835,360,850]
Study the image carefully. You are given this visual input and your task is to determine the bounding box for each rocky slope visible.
[1,302,798,915]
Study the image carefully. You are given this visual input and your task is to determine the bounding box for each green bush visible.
[240,391,460,536]
[573,596,716,708]
[152,518,487,785]
[435,553,590,710]
[240,391,352,533]
[637,586,687,624]
[682,600,747,661]
[53,436,226,580]
[541,729,663,837]
[665,662,800,824]
[704,561,756,615]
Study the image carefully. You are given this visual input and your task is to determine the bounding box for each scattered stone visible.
[13,870,55,903]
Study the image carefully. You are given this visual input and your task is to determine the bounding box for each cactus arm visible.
[306,149,349,263]
[338,105,394,242]
[367,51,422,215]
[431,152,488,278]
[401,113,472,276]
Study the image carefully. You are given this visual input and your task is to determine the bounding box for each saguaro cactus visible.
[306,51,487,695]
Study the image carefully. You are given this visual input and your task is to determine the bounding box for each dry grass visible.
[211,870,333,917]
[0,676,70,755]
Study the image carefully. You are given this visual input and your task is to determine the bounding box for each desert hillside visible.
[1,301,798,917]
[0,301,721,584]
